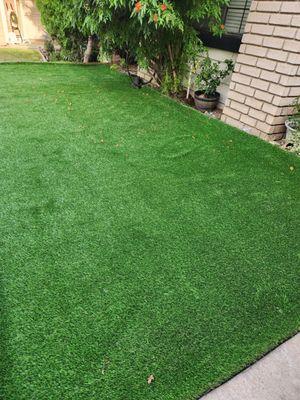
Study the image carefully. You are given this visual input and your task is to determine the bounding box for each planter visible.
[285,119,298,142]
[194,91,220,112]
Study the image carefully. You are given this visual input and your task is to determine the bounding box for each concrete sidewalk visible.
[201,334,300,400]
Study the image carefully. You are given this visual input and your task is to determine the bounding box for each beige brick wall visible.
[222,0,300,141]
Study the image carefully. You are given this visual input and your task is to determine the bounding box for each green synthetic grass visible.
[0,48,41,62]
[0,63,299,400]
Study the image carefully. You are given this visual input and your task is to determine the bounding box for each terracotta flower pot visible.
[194,91,220,112]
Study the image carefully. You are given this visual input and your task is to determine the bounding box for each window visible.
[196,0,252,52]
[224,0,252,35]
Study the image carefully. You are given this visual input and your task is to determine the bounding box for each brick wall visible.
[222,0,300,141]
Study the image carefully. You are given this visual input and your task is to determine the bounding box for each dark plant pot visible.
[194,91,220,112]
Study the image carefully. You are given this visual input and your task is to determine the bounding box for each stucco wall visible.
[0,0,8,44]
[0,19,5,45]
[19,0,46,43]
[0,0,47,45]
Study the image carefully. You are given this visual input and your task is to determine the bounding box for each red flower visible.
[135,1,142,12]
[161,3,167,11]
[153,14,158,23]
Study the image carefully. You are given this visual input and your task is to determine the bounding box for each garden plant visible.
[193,52,234,111]
[286,98,300,155]
[37,0,230,92]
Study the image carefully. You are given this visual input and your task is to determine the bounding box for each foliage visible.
[44,39,60,61]
[288,97,300,155]
[37,0,230,91]
[288,97,300,129]
[194,52,234,97]
[37,0,92,61]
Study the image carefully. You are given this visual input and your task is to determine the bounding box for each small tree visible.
[94,0,229,93]
[37,0,97,63]
[38,1,230,90]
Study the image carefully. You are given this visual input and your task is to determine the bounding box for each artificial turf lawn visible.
[0,63,299,400]
[0,48,41,62]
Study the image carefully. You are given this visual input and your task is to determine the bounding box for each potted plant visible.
[193,54,234,112]
[285,97,300,143]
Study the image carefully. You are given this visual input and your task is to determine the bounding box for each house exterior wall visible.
[222,0,300,141]
[0,0,46,45]
[19,0,46,44]
[0,0,11,44]
[0,16,6,45]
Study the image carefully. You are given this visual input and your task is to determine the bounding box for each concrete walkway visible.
[201,333,300,400]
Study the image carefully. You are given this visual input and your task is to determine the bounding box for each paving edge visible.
[197,329,300,399]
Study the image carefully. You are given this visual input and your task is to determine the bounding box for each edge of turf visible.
[196,329,300,399]
[141,83,300,161]
[161,93,299,158]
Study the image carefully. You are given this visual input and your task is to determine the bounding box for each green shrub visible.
[195,53,234,97]
[288,98,300,155]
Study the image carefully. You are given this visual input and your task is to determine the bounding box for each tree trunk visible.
[167,44,177,82]
[186,65,193,100]
[83,35,93,64]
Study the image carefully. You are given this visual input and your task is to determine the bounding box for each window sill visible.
[199,30,242,53]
